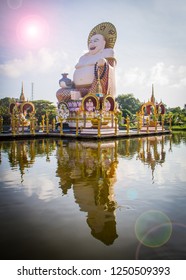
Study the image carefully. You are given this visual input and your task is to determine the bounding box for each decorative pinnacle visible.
[20,82,26,102]
[151,84,155,103]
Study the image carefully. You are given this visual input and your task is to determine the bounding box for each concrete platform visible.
[0,129,171,141]
[80,127,115,135]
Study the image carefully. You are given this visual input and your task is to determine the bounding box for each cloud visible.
[150,63,169,86]
[123,67,146,85]
[0,163,59,202]
[116,62,186,107]
[122,62,186,89]
[0,48,69,78]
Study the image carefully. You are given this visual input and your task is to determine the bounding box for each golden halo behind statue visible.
[88,22,117,49]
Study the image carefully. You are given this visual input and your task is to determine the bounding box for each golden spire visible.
[151,84,155,104]
[20,82,25,102]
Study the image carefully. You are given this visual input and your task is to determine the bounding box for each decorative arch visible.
[9,102,16,114]
[20,102,35,115]
[157,103,166,115]
[82,93,100,112]
[140,101,157,116]
[102,95,115,112]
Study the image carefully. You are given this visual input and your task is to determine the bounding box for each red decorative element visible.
[146,105,151,115]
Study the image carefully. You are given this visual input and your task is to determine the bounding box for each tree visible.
[165,107,186,126]
[166,107,182,114]
[32,100,57,124]
[122,109,133,118]
[116,94,142,116]
[0,97,15,125]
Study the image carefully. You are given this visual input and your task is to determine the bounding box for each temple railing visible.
[0,112,172,137]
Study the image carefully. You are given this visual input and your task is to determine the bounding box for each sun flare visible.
[17,15,49,48]
[27,24,39,38]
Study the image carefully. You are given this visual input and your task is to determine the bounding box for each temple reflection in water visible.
[136,136,166,182]
[0,135,171,245]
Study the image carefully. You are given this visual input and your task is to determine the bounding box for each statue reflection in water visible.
[0,135,170,246]
[55,136,168,244]
[56,140,119,245]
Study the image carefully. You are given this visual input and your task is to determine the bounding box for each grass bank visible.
[172,125,186,131]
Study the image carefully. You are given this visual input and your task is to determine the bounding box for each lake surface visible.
[0,132,186,260]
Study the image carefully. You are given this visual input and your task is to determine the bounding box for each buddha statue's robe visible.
[56,34,117,102]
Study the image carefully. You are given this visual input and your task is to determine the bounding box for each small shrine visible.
[55,22,120,135]
[9,83,35,132]
[137,84,166,132]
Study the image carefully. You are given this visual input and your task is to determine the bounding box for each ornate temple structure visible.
[55,22,120,135]
[9,83,35,130]
[137,84,166,131]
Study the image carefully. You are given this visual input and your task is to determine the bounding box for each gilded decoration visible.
[88,22,117,49]
[140,101,157,116]
[20,102,35,114]
[102,94,116,112]
[82,93,100,112]
[9,84,35,130]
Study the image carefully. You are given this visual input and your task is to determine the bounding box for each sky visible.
[0,0,186,108]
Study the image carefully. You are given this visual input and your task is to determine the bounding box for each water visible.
[0,132,186,260]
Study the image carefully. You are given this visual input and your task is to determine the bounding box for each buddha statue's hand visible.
[97,58,107,67]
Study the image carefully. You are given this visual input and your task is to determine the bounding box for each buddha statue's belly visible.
[73,65,94,86]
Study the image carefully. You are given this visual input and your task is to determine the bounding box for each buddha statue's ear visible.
[98,34,106,49]
[103,37,106,48]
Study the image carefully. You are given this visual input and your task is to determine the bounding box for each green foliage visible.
[0,97,15,124]
[32,100,57,123]
[165,107,186,126]
[167,106,182,114]
[122,109,133,118]
[116,94,142,126]
[172,125,186,130]
[116,94,142,116]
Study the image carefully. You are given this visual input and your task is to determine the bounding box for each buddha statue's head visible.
[88,34,106,55]
[88,22,117,53]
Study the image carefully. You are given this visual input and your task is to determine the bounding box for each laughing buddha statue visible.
[56,22,117,102]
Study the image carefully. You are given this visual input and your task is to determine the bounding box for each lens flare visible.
[16,15,49,48]
[135,222,186,259]
[7,0,23,10]
[126,188,138,200]
[135,210,172,248]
